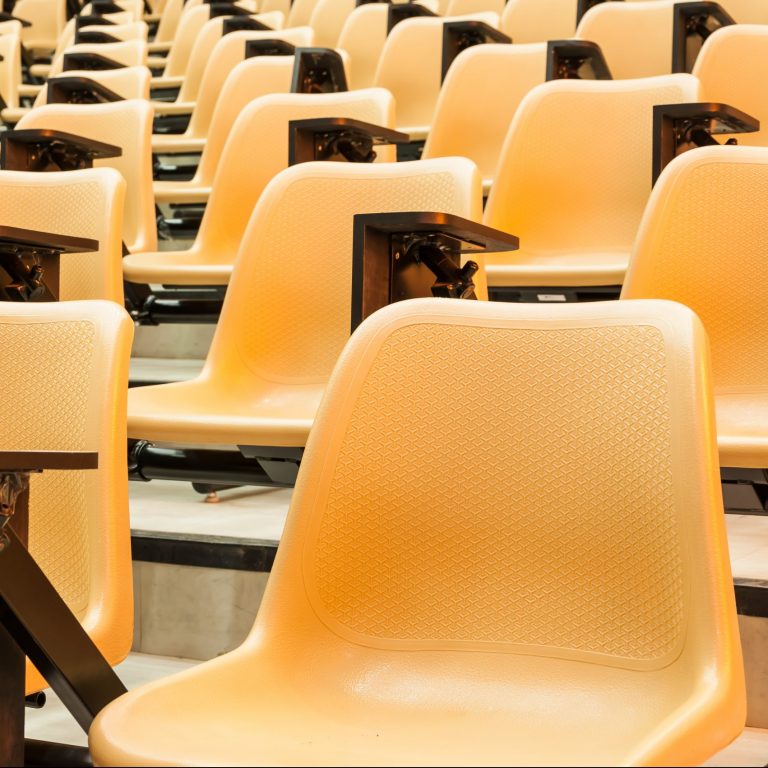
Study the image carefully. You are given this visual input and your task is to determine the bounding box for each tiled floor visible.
[22,651,768,763]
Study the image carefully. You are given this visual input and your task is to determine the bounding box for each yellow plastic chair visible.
[41,66,152,104]
[78,20,149,42]
[48,39,149,78]
[287,0,321,27]
[337,3,392,91]
[13,0,67,55]
[718,0,768,21]
[152,3,210,82]
[0,168,126,303]
[0,19,23,37]
[153,57,295,203]
[0,299,134,699]
[500,0,580,41]
[131,88,396,286]
[374,12,501,139]
[308,0,356,48]
[16,100,157,255]
[693,25,768,147]
[482,74,700,293]
[424,42,550,195]
[448,0,505,13]
[575,0,677,80]
[90,296,744,767]
[622,145,768,469]
[0,32,21,121]
[151,26,315,147]
[124,157,481,449]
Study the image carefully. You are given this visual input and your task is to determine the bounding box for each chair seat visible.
[716,389,768,468]
[128,376,324,445]
[89,642,711,767]
[153,180,211,204]
[484,249,629,288]
[123,249,231,285]
[152,133,205,154]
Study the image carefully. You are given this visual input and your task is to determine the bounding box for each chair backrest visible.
[375,13,501,133]
[14,0,67,51]
[0,20,23,37]
[184,26,315,138]
[287,0,321,27]
[0,168,125,302]
[308,0,356,48]
[0,300,134,696]
[250,296,743,766]
[693,25,768,147]
[448,0,506,13]
[49,39,148,78]
[193,88,396,269]
[623,145,768,393]
[43,65,152,105]
[161,3,210,77]
[337,3,389,91]
[484,74,701,257]
[17,100,156,254]
[79,20,149,42]
[576,0,675,79]
[203,157,481,390]
[189,56,295,185]
[0,33,21,109]
[500,0,578,41]
[718,0,768,22]
[153,0,184,43]
[424,42,548,184]
[261,0,291,14]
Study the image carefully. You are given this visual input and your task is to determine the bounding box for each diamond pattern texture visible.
[627,158,768,390]
[235,170,469,381]
[0,320,95,617]
[312,322,683,662]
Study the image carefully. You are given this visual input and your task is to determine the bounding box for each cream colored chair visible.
[622,145,768,470]
[375,12,501,139]
[0,299,134,698]
[718,0,768,21]
[151,3,210,82]
[150,0,184,52]
[77,20,149,43]
[153,56,302,202]
[16,100,157,255]
[0,32,22,121]
[448,0,506,13]
[287,0,321,27]
[41,66,152,103]
[576,0,703,79]
[500,0,580,41]
[152,26,315,143]
[14,0,67,55]
[482,74,700,294]
[424,43,550,195]
[132,88,396,287]
[0,19,23,37]
[49,39,149,78]
[124,158,481,452]
[90,296,745,767]
[693,25,768,147]
[308,0,356,48]
[0,168,126,302]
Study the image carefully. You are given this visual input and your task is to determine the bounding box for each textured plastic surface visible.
[0,301,133,695]
[91,298,744,767]
[623,145,768,468]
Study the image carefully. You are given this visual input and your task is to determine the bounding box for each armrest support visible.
[0,12,31,26]
[75,14,117,28]
[387,3,437,33]
[207,1,252,17]
[291,48,348,94]
[546,40,612,81]
[351,212,519,331]
[652,102,759,184]
[47,75,123,104]
[441,21,511,82]
[223,16,272,34]
[75,29,120,44]
[62,52,126,72]
[244,38,296,58]
[1,128,122,171]
[0,225,98,302]
[288,117,409,165]
[672,1,734,73]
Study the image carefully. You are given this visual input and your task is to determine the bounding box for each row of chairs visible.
[0,0,766,764]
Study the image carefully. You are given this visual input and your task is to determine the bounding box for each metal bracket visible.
[207,2,252,18]
[222,16,272,34]
[672,1,734,73]
[652,102,759,184]
[0,226,98,302]
[441,20,511,82]
[244,38,296,58]
[290,48,348,94]
[1,128,121,171]
[545,40,612,81]
[74,29,119,44]
[288,117,409,165]
[351,212,520,331]
[62,51,125,72]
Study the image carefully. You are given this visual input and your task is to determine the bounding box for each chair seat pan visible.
[717,389,768,468]
[89,643,708,767]
[483,250,629,288]
[128,377,324,445]
[123,250,231,286]
[152,134,205,154]
[153,180,211,204]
